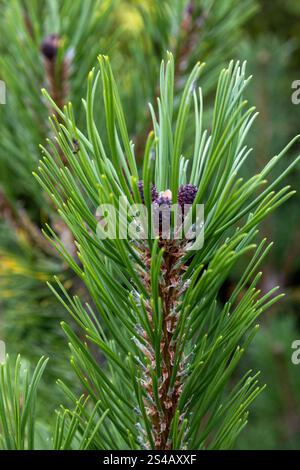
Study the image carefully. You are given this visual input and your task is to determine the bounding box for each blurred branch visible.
[0,189,57,257]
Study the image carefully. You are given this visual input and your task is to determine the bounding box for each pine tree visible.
[1,52,298,450]
[0,0,257,414]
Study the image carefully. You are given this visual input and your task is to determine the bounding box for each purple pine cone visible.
[151,185,159,202]
[177,184,198,208]
[153,190,172,238]
[40,34,59,61]
[156,196,171,207]
[137,180,158,203]
[156,189,172,206]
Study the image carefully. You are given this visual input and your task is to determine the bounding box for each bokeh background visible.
[0,0,300,449]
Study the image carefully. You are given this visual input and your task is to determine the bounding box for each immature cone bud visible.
[151,185,159,202]
[153,190,172,238]
[137,180,159,203]
[177,184,198,208]
[156,196,171,207]
[156,189,172,206]
[40,34,60,61]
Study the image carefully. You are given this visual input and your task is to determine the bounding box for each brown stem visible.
[41,38,77,257]
[174,2,207,78]
[157,249,181,449]
[140,241,186,449]
[43,55,70,118]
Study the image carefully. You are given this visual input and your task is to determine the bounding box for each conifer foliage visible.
[2,53,295,450]
[0,0,257,401]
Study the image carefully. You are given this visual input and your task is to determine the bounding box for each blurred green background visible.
[0,0,300,449]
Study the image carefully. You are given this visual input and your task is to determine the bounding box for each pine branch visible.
[0,189,58,257]
[33,53,300,449]
[41,34,72,121]
[0,355,48,450]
